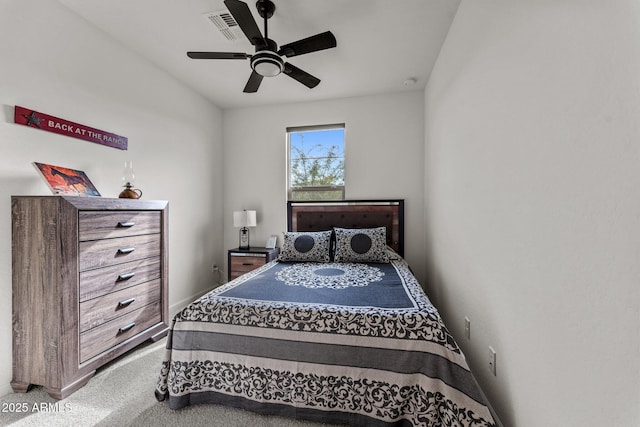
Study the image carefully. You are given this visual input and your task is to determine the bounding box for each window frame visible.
[286,123,345,201]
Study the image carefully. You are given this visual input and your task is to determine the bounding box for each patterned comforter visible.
[155,258,496,427]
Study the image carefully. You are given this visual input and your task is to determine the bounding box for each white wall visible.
[223,92,426,282]
[0,0,224,395]
[425,0,640,425]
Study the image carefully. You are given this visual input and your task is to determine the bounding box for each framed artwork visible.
[33,162,101,197]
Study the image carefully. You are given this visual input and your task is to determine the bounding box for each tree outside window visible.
[287,125,345,201]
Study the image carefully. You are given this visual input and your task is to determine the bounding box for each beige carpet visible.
[0,339,340,427]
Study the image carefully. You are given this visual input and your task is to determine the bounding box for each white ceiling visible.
[58,0,461,110]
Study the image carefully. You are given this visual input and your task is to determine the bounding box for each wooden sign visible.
[14,105,128,150]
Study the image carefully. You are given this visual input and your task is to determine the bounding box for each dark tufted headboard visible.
[287,200,404,257]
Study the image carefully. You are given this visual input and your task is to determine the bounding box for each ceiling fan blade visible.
[283,63,320,88]
[187,52,250,60]
[224,0,263,45]
[278,31,337,58]
[243,70,264,93]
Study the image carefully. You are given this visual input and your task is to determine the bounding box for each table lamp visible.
[233,210,257,250]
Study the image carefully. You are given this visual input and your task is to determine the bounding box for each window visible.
[287,124,345,201]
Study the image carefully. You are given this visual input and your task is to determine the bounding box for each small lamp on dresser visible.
[233,209,257,250]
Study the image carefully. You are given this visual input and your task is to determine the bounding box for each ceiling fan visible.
[187,0,337,93]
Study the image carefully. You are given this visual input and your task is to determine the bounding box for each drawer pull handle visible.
[118,322,136,334]
[117,221,135,228]
[117,247,135,255]
[242,262,254,266]
[117,272,136,281]
[117,298,136,308]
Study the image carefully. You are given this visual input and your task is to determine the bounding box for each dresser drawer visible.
[79,211,161,241]
[79,280,161,332]
[79,258,161,302]
[80,302,161,363]
[230,255,266,273]
[79,234,161,271]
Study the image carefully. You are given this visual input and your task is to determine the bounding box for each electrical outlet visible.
[211,265,223,286]
[489,346,497,376]
[464,317,471,340]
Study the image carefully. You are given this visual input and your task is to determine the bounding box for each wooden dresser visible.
[11,196,169,399]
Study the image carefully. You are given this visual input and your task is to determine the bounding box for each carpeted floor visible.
[0,339,340,427]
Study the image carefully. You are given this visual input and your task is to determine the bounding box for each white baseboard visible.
[473,375,504,427]
[0,383,12,397]
[169,286,216,318]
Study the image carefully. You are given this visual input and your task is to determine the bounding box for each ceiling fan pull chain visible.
[264,7,268,41]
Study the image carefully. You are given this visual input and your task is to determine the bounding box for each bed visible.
[155,200,496,426]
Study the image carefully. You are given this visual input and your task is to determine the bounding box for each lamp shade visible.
[233,210,257,228]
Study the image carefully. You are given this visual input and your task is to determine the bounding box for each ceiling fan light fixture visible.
[251,50,284,77]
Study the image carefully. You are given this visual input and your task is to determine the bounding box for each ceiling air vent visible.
[203,10,245,42]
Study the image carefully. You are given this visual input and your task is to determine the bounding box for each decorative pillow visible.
[333,227,390,263]
[278,230,332,262]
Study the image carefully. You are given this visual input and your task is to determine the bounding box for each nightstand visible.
[228,247,280,281]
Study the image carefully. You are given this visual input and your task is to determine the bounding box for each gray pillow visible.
[278,230,332,262]
[333,227,390,263]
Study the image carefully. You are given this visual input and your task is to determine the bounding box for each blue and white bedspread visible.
[155,259,496,427]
